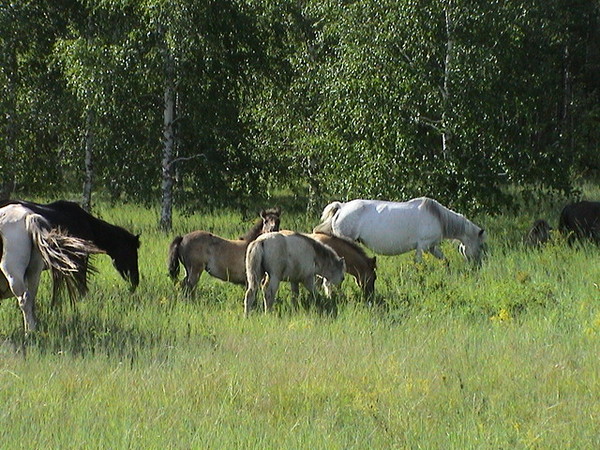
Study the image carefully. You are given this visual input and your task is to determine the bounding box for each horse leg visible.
[1,266,36,332]
[0,235,37,332]
[414,246,424,263]
[243,284,257,317]
[183,263,203,295]
[428,245,445,260]
[302,276,317,301]
[263,277,280,313]
[21,259,44,332]
[290,282,300,309]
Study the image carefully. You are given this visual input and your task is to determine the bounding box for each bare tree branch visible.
[166,153,207,170]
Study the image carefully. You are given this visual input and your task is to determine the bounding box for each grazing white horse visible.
[0,204,100,332]
[314,197,486,263]
[243,232,346,316]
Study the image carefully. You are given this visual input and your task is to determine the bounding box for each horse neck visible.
[240,220,264,241]
[438,208,472,242]
[87,216,128,257]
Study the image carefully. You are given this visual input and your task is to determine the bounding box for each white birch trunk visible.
[441,7,454,159]
[160,75,176,231]
[2,47,17,199]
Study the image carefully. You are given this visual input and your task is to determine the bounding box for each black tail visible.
[168,236,184,281]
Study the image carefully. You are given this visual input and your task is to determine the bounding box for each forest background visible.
[3,3,600,446]
[1,0,599,226]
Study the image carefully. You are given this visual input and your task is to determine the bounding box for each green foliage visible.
[1,1,599,211]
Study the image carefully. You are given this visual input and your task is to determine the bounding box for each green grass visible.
[1,192,600,448]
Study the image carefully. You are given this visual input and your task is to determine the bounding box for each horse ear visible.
[259,209,266,219]
[275,206,282,215]
[479,229,485,237]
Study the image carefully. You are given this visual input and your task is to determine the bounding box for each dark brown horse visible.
[559,201,600,244]
[524,219,552,247]
[168,208,281,294]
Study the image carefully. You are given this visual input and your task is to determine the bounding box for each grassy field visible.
[1,191,600,448]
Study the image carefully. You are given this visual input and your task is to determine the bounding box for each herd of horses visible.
[0,197,598,332]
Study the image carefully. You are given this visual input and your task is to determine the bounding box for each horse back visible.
[2,199,94,240]
[182,230,249,284]
[253,232,312,281]
[335,199,440,255]
[559,201,600,238]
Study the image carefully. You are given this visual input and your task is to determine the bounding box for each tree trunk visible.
[159,53,176,232]
[306,155,320,215]
[441,7,454,159]
[82,108,94,211]
[561,44,574,152]
[2,46,18,199]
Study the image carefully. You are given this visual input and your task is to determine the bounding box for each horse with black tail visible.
[0,199,141,302]
[168,208,281,294]
[0,204,103,332]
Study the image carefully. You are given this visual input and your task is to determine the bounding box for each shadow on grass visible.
[2,310,183,362]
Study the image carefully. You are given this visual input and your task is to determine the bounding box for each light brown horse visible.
[309,232,376,299]
[244,231,346,316]
[167,208,281,294]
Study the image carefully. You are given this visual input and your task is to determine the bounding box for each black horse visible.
[559,201,600,244]
[0,199,140,301]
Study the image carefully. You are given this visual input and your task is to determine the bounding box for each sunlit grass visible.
[1,192,600,447]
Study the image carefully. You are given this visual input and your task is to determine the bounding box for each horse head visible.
[112,233,141,291]
[363,256,377,297]
[326,255,346,287]
[260,207,281,233]
[459,228,487,264]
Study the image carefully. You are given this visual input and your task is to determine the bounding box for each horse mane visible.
[420,197,473,238]
[63,202,139,251]
[240,218,267,241]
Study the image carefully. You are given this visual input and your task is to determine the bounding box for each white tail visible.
[312,201,343,234]
[245,239,264,292]
[26,214,99,273]
[25,213,102,300]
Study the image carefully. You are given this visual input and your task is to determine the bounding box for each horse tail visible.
[168,236,184,281]
[313,201,343,234]
[245,239,265,292]
[26,214,101,301]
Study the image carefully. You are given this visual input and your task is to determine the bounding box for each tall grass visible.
[1,192,599,448]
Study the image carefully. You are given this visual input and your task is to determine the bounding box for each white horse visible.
[243,231,346,316]
[314,197,486,263]
[0,204,101,332]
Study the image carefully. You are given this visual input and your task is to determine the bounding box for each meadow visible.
[1,190,600,448]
